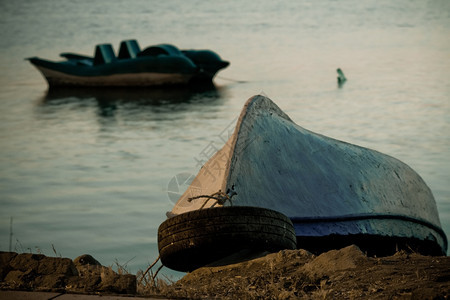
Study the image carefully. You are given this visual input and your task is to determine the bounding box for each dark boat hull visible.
[31,63,194,87]
[169,95,448,256]
[27,41,229,87]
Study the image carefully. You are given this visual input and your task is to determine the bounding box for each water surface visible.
[0,0,449,278]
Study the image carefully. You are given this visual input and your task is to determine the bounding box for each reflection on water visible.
[44,84,220,103]
[18,83,228,280]
[39,84,225,119]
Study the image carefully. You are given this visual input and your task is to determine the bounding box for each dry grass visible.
[133,256,174,296]
[137,271,173,296]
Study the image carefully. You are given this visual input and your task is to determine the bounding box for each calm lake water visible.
[1,0,449,278]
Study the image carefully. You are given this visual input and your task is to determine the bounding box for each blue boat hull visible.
[169,95,448,256]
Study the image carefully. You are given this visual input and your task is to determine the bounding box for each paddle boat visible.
[158,95,447,271]
[27,39,229,87]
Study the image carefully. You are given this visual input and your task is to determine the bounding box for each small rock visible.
[73,254,101,266]
[0,252,17,280]
[34,274,67,292]
[9,253,44,272]
[38,257,78,276]
[303,245,367,279]
[4,269,36,289]
[99,273,137,294]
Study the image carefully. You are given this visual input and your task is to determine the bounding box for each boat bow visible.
[171,95,447,255]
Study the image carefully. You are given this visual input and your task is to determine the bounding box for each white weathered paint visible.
[36,66,193,87]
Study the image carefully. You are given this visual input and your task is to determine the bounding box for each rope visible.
[215,75,247,84]
[188,190,234,209]
[199,68,246,84]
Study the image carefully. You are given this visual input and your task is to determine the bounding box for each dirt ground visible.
[160,245,450,299]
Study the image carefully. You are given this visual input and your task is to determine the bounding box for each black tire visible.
[158,206,297,272]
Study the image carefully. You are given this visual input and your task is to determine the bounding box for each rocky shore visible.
[1,245,449,299]
[0,252,136,295]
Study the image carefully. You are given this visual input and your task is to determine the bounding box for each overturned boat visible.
[27,39,229,87]
[159,95,447,271]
